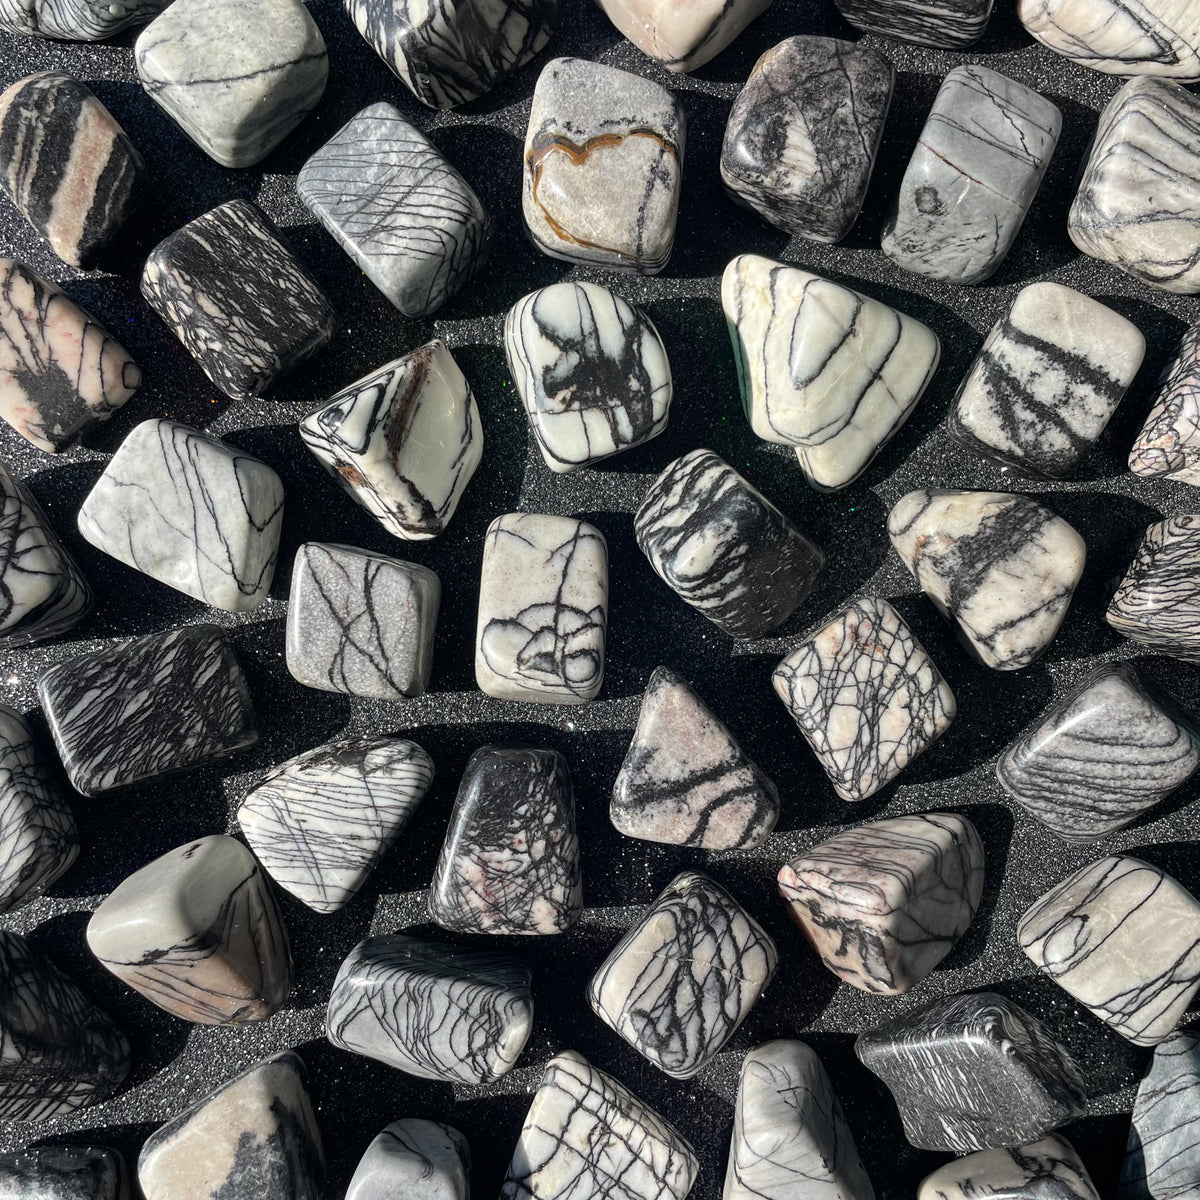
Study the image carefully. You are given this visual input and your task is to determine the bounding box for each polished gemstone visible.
[347,1120,469,1200]
[919,1137,1100,1200]
[1130,324,1200,485]
[0,1144,129,1200]
[0,0,169,37]
[597,0,771,70]
[832,0,992,47]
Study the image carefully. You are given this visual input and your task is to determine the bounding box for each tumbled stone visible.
[429,746,581,936]
[855,991,1087,1152]
[1019,855,1200,1046]
[326,935,532,1084]
[38,624,257,796]
[919,1137,1100,1200]
[87,834,291,1025]
[1108,515,1200,662]
[502,1050,699,1200]
[589,870,777,1079]
[1069,78,1200,294]
[612,666,779,850]
[998,663,1200,842]
[596,0,771,70]
[0,73,145,268]
[135,0,327,168]
[475,513,608,705]
[833,0,992,47]
[298,102,491,318]
[344,0,557,109]
[0,0,168,37]
[505,280,672,472]
[724,255,940,490]
[138,1051,323,1200]
[721,36,894,244]
[888,490,1086,671]
[778,812,984,995]
[725,1040,875,1200]
[773,598,956,802]
[882,66,1060,285]
[523,58,684,275]
[238,735,434,914]
[300,339,481,542]
[348,1121,467,1200]
[285,542,439,699]
[78,419,283,612]
[142,200,335,401]
[0,1144,129,1200]
[635,448,823,638]
[1130,324,1200,485]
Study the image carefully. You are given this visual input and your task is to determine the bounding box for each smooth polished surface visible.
[918,1137,1100,1200]
[1131,323,1200,485]
[596,0,772,70]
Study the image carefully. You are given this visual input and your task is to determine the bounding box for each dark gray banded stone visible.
[0,1144,129,1199]
[596,0,771,70]
[1130,323,1200,485]
[919,1137,1101,1200]
[0,0,169,38]
[833,0,993,48]
[346,1120,468,1200]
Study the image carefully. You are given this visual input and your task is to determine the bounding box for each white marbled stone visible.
[347,1120,469,1200]
[595,0,772,70]
[832,0,993,48]
[0,0,169,38]
[1130,323,1200,485]
[919,1137,1101,1200]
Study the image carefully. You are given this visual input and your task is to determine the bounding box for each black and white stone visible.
[37,623,258,797]
[948,282,1145,476]
[724,1039,875,1200]
[347,1120,469,1200]
[773,598,956,802]
[1069,77,1200,294]
[778,812,984,995]
[135,0,327,168]
[297,102,491,318]
[344,0,557,109]
[1130,323,1200,485]
[1108,514,1200,662]
[0,1144,129,1200]
[429,746,581,936]
[326,935,533,1084]
[635,448,824,638]
[997,663,1200,842]
[919,1137,1101,1200]
[523,58,685,275]
[285,542,439,700]
[87,834,292,1026]
[882,66,1061,285]
[854,991,1087,1152]
[300,339,482,542]
[832,0,992,47]
[1018,855,1200,1046]
[722,36,894,244]
[0,72,146,268]
[137,1051,323,1200]
[238,735,434,914]
[611,666,779,850]
[501,1050,699,1200]
[78,418,284,612]
[0,930,130,1121]
[141,200,335,401]
[596,0,771,70]
[0,0,169,38]
[723,255,941,491]
[888,490,1086,671]
[475,513,608,705]
[504,281,672,472]
[588,870,778,1079]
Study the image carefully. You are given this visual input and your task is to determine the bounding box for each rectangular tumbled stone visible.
[1130,323,1200,485]
[0,1145,129,1200]
[0,0,170,37]
[596,0,771,70]
[920,1137,1100,1200]
[833,0,993,47]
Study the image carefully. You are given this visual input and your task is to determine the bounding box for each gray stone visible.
[596,0,771,70]
[0,0,168,38]
[919,1137,1100,1200]
[0,1144,129,1200]
[347,1120,469,1200]
[1130,323,1200,485]
[832,0,992,47]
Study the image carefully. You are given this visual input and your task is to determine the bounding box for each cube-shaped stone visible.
[347,1120,469,1200]
[1070,78,1200,294]
[636,449,824,638]
[832,0,993,48]
[326,935,533,1084]
[882,66,1061,284]
[855,991,1087,1152]
[238,735,434,914]
[998,664,1200,842]
[723,255,940,491]
[344,0,557,109]
[0,1144,129,1200]
[1130,323,1200,485]
[949,283,1145,476]
[0,0,170,37]
[135,0,327,168]
[888,490,1086,671]
[298,102,491,318]
[778,812,983,996]
[596,0,771,70]
[138,1051,323,1200]
[773,598,956,802]
[0,73,146,268]
[78,419,284,612]
[920,1137,1100,1200]
[286,543,440,699]
[38,624,258,796]
[588,870,778,1079]
[505,281,672,471]
[501,1050,698,1200]
[722,37,894,244]
[523,58,685,275]
[141,200,335,401]
[1019,855,1200,1046]
[300,339,482,542]
[475,513,608,705]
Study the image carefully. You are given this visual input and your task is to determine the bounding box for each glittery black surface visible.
[0,2,1198,1196]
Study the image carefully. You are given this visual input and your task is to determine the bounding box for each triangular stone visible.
[0,1144,129,1199]
[347,1120,469,1200]
[1130,324,1200,486]
[612,666,779,850]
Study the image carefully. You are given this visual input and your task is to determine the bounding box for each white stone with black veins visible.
[596,0,771,70]
[832,0,993,48]
[919,1137,1101,1200]
[0,0,169,37]
[1130,323,1200,485]
[347,1120,469,1200]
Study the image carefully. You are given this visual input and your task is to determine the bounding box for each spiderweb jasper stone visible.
[0,0,169,37]
[0,1144,129,1199]
[1130,324,1200,485]
[347,1120,469,1200]
[595,0,772,71]
[919,1137,1101,1200]
[833,0,992,48]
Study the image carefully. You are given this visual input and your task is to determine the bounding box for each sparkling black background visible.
[0,0,1198,1196]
